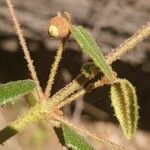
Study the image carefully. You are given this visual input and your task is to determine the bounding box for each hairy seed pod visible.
[48,16,70,38]
[110,79,139,139]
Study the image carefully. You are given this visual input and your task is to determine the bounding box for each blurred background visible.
[0,0,150,149]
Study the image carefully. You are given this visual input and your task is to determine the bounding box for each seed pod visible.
[48,16,70,38]
[110,79,139,139]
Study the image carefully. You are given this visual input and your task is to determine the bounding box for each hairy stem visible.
[57,78,106,109]
[5,0,44,100]
[54,23,150,111]
[45,39,67,99]
[0,23,149,143]
[54,115,126,150]
[0,74,87,143]
[106,22,150,64]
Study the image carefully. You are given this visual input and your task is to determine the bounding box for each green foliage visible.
[71,25,113,81]
[62,124,94,150]
[110,79,139,139]
[0,80,36,106]
[1,5,147,146]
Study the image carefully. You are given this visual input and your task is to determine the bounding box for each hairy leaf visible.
[62,124,94,150]
[110,79,139,139]
[0,80,36,106]
[71,25,113,81]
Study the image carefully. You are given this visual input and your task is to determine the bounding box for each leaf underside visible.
[0,80,36,106]
[71,25,113,81]
[62,124,94,150]
[110,79,139,139]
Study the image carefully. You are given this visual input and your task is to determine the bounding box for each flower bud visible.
[48,16,70,38]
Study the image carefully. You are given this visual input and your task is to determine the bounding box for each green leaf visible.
[0,80,36,106]
[110,79,139,139]
[62,124,94,150]
[71,25,113,81]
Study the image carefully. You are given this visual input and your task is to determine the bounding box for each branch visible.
[56,77,106,109]
[106,22,150,64]
[54,115,127,150]
[5,0,44,100]
[0,74,87,143]
[0,22,149,143]
[44,39,67,99]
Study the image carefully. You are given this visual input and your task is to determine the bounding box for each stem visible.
[44,38,67,99]
[55,23,150,110]
[57,78,105,109]
[106,22,150,64]
[1,23,150,143]
[0,75,87,143]
[0,103,49,144]
[5,0,44,100]
[54,115,126,150]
